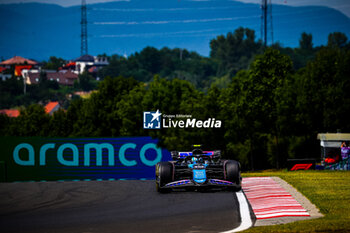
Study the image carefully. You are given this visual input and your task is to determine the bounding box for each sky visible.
[0,0,350,18]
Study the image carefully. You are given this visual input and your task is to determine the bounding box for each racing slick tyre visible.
[225,160,242,191]
[156,162,173,193]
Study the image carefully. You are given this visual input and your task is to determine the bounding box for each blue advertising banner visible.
[0,137,171,182]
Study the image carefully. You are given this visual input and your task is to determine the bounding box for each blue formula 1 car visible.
[156,145,241,193]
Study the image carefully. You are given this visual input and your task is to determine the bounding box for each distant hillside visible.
[0,0,349,60]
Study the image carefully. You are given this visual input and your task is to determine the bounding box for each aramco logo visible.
[13,142,162,167]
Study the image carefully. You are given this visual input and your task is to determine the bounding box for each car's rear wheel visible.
[225,160,241,191]
[156,162,173,193]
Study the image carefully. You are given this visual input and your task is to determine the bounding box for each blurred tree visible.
[71,76,138,137]
[327,32,348,48]
[295,47,350,133]
[0,113,11,136]
[210,27,263,75]
[221,48,293,169]
[299,32,313,50]
[0,77,23,108]
[48,109,70,137]
[97,46,218,88]
[138,46,162,74]
[246,48,293,168]
[77,71,95,91]
[9,104,49,136]
[43,56,66,70]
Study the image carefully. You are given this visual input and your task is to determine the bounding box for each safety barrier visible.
[0,137,171,182]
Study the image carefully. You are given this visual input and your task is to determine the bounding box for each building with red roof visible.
[15,65,32,76]
[0,109,20,117]
[45,102,60,115]
[0,56,38,65]
[23,69,78,86]
[74,54,108,74]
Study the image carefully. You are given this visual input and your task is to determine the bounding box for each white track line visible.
[220,190,253,233]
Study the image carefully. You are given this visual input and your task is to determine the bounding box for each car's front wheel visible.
[224,160,241,191]
[156,162,173,193]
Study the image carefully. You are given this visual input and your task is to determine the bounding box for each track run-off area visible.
[0,177,320,233]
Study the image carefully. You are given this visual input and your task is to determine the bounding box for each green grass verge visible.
[241,170,350,232]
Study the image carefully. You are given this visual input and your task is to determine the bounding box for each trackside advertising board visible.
[0,137,171,182]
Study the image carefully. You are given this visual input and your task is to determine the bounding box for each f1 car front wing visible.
[163,179,236,188]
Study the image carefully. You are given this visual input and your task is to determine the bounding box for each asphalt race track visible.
[0,180,250,233]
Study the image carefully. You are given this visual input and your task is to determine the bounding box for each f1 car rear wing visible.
[178,151,214,159]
